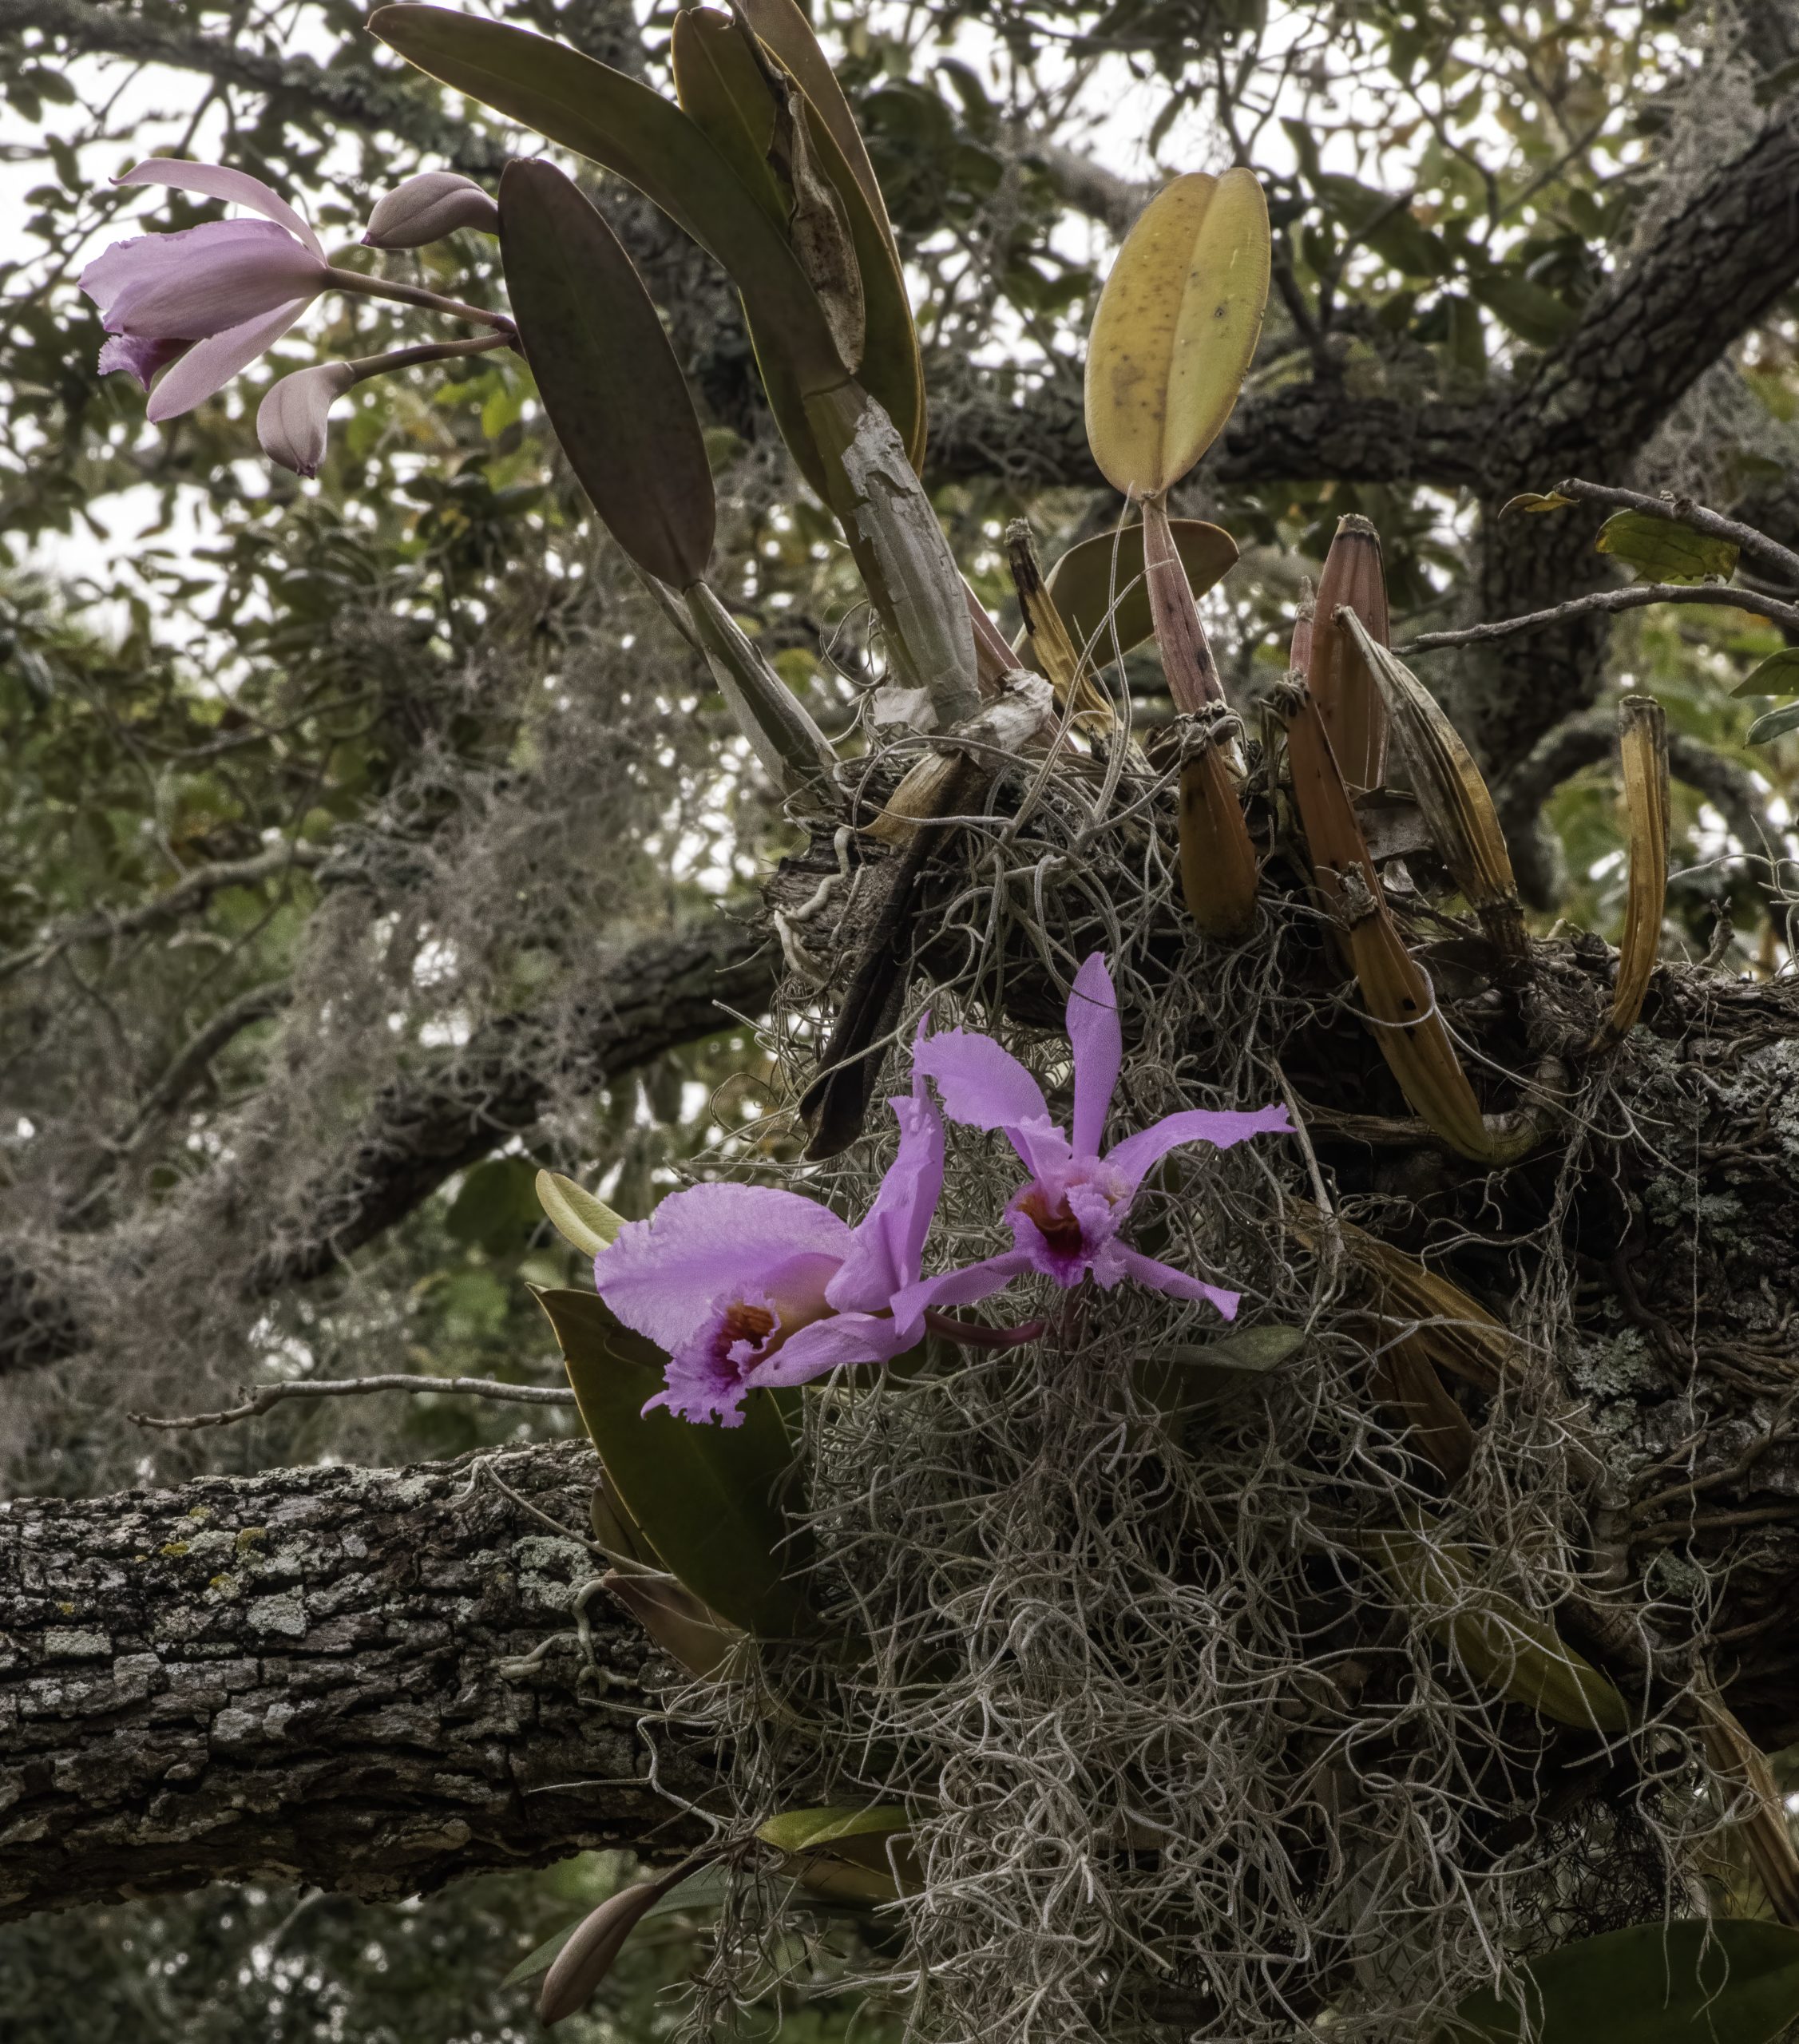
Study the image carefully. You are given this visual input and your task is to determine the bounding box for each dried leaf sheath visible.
[1005,520,1114,731]
[1341,612,1529,975]
[1595,694,1670,1049]
[1308,515,1390,791]
[1276,677,1524,1162]
[1139,497,1259,937]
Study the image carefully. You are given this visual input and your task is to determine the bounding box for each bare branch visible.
[1404,581,1799,655]
[0,1440,711,1922]
[1552,477,1799,589]
[132,1372,577,1432]
[0,845,323,984]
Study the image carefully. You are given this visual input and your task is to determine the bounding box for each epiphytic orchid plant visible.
[85,6,1757,2030]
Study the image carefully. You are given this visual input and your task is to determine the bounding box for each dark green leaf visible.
[1746,700,1799,745]
[500,1918,581,1991]
[1281,117,1322,186]
[1444,294,1488,378]
[1731,646,1799,699]
[671,8,789,230]
[533,1287,810,1636]
[370,6,844,402]
[1596,510,1738,584]
[1315,174,1445,276]
[498,161,715,588]
[1440,1918,1799,2044]
[1468,271,1579,347]
[1135,1323,1305,1419]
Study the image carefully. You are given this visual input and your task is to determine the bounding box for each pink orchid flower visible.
[81,160,331,423]
[903,953,1291,1321]
[596,1051,972,1427]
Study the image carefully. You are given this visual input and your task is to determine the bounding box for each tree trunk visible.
[0,1440,708,1922]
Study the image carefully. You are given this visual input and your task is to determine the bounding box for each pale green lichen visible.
[1569,1329,1660,1408]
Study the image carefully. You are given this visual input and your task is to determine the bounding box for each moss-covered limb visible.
[0,917,776,1380]
[0,1441,710,1924]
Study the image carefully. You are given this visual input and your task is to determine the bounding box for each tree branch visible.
[1404,580,1799,652]
[0,1440,711,1923]
[130,1372,577,1432]
[0,846,323,984]
[1467,106,1799,772]
[925,370,1492,493]
[0,916,779,1377]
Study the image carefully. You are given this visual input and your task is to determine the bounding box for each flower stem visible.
[344,331,515,384]
[923,1310,1048,1351]
[327,266,516,335]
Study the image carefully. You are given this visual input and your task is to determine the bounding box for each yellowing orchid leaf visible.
[1084,168,1270,500]
[756,1805,911,1856]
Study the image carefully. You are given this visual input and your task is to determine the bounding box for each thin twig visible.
[132,1373,577,1430]
[0,842,324,982]
[1552,477,1799,588]
[1402,580,1799,654]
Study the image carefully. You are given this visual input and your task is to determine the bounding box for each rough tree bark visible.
[0,1439,709,1921]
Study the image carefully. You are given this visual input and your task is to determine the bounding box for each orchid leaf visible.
[1596,510,1738,584]
[1084,168,1270,499]
[1732,647,1799,699]
[735,0,892,244]
[370,5,844,404]
[670,7,788,230]
[1369,1519,1631,1735]
[533,1287,810,1637]
[1020,519,1238,671]
[1439,1918,1799,2044]
[1499,490,1575,517]
[760,1806,917,1905]
[757,1806,911,1856]
[498,162,714,588]
[1746,699,1799,745]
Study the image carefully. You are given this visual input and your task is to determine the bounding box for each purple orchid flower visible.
[901,953,1291,1322]
[81,160,331,423]
[595,1048,977,1427]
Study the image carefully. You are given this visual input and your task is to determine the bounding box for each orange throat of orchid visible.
[719,1301,777,1353]
[1018,1184,1087,1258]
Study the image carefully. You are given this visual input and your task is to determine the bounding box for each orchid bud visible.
[363,172,498,248]
[257,361,356,478]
